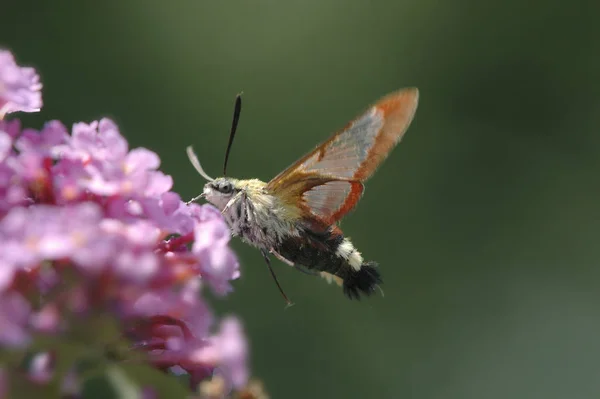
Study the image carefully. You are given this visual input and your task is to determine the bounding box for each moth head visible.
[203,177,240,210]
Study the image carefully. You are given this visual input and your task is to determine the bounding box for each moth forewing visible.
[353,88,419,180]
[266,87,419,192]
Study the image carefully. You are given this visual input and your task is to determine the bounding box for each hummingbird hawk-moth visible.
[187,88,419,305]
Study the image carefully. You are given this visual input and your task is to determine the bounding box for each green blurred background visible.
[3,1,599,398]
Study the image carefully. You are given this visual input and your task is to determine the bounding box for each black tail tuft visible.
[343,261,382,300]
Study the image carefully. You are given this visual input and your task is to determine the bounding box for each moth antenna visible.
[261,250,293,307]
[223,93,243,176]
[186,146,214,182]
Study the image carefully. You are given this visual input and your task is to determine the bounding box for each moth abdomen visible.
[334,239,382,299]
[342,260,382,300]
[275,227,382,299]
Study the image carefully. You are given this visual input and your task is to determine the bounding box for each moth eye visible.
[219,182,233,194]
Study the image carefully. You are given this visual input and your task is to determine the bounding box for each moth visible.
[187,88,419,304]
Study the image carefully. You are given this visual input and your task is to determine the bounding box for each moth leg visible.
[270,249,294,266]
[294,264,321,276]
[222,191,243,214]
[260,249,293,307]
[269,248,322,277]
[235,191,257,236]
[242,191,254,225]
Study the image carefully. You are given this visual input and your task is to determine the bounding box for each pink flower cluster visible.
[0,50,248,394]
[0,50,42,117]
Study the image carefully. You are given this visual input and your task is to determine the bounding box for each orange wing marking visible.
[267,88,419,225]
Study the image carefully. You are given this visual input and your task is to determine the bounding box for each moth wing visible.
[300,180,364,225]
[266,88,419,225]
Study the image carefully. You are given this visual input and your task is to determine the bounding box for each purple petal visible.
[0,250,16,292]
[16,120,68,155]
[0,203,107,269]
[0,292,31,347]
[214,317,248,389]
[129,282,213,339]
[192,217,231,253]
[0,118,22,139]
[190,203,223,223]
[0,50,42,115]
[189,317,248,390]
[31,304,60,333]
[61,369,80,397]
[123,220,161,246]
[98,118,129,160]
[69,119,128,163]
[0,163,27,214]
[28,352,53,383]
[125,148,160,172]
[114,251,159,282]
[0,132,11,161]
[144,171,173,197]
[190,206,240,295]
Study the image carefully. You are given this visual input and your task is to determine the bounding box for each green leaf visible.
[120,363,190,399]
[0,347,27,368]
[28,335,90,378]
[82,365,141,399]
[80,363,190,399]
